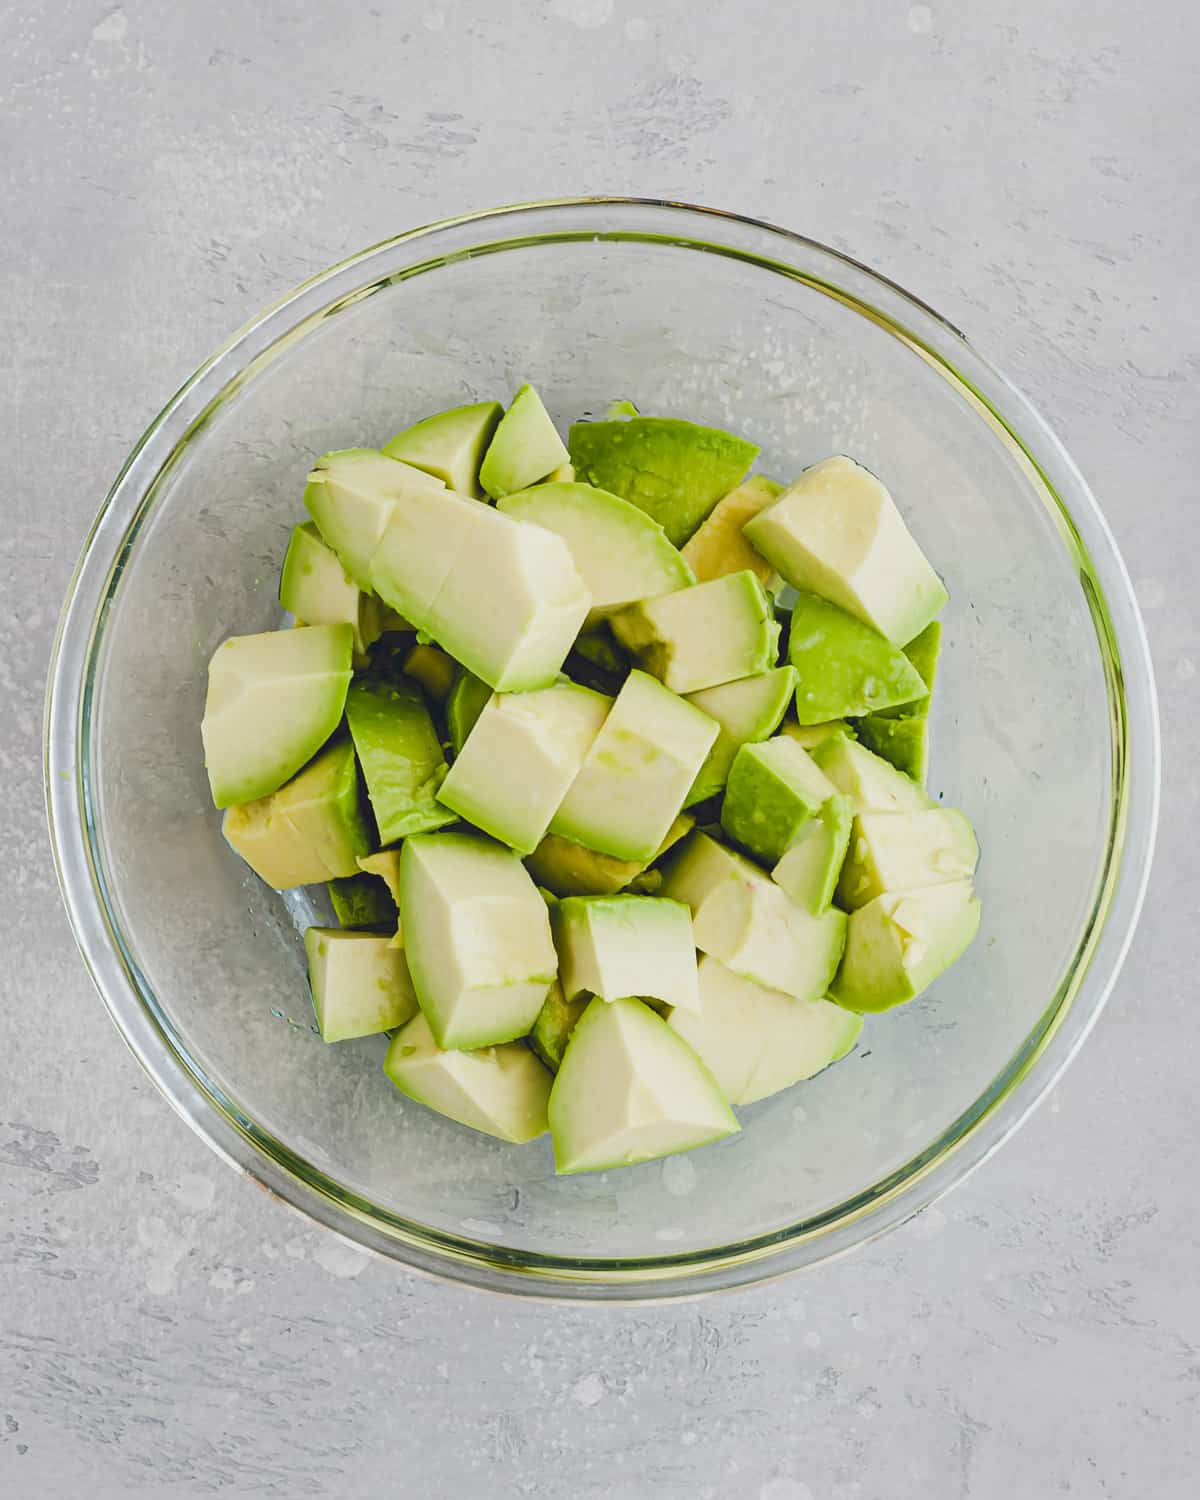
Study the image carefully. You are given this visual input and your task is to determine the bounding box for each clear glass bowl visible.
[45,199,1159,1299]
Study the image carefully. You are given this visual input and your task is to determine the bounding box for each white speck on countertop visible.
[170,1173,216,1212]
[907,4,934,34]
[572,1373,606,1407]
[625,17,649,41]
[760,1478,814,1500]
[91,9,127,43]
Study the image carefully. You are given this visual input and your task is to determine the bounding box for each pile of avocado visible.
[201,388,981,1174]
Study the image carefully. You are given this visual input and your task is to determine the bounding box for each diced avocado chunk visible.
[398,832,557,1050]
[878,620,941,720]
[498,481,694,624]
[611,571,780,695]
[524,814,692,898]
[356,849,403,905]
[548,998,739,1174]
[743,454,947,645]
[811,732,934,814]
[402,643,458,705]
[667,955,862,1105]
[684,666,798,805]
[345,678,456,845]
[830,881,981,1013]
[552,895,699,1011]
[328,872,396,928]
[720,735,838,865]
[437,683,611,854]
[836,808,978,911]
[778,718,854,750]
[568,415,759,546]
[855,714,929,783]
[788,593,927,724]
[202,624,354,808]
[279,522,382,659]
[479,384,569,499]
[222,735,371,889]
[445,669,492,754]
[771,793,853,914]
[382,400,503,499]
[660,831,847,1001]
[384,1011,552,1143]
[550,670,718,863]
[529,980,589,1072]
[304,448,445,591]
[304,927,419,1042]
[371,487,591,691]
[681,475,784,591]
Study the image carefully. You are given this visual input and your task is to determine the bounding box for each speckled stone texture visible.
[3,1,1196,1495]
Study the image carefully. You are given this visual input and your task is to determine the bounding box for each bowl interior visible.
[83,223,1118,1271]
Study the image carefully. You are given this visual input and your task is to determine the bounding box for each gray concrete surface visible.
[3,1,1197,1495]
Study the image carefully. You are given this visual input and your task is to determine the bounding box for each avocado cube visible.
[548,998,739,1174]
[788,592,928,724]
[402,643,458,705]
[384,1011,552,1143]
[684,666,797,806]
[836,808,979,911]
[202,623,354,808]
[778,719,854,750]
[771,794,853,915]
[222,735,371,889]
[720,737,838,865]
[811,733,934,815]
[356,849,403,905]
[524,814,693,898]
[371,486,591,692]
[831,881,981,1013]
[667,955,862,1105]
[552,895,700,1011]
[304,448,445,591]
[279,522,382,660]
[382,400,503,499]
[398,832,557,1050]
[743,454,947,646]
[611,571,780,695]
[568,415,759,546]
[660,831,846,1002]
[680,474,784,591]
[345,678,456,845]
[437,682,611,854]
[498,480,694,625]
[877,620,942,720]
[550,671,719,863]
[304,927,419,1042]
[479,384,569,499]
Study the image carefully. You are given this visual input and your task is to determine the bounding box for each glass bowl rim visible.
[43,196,1160,1301]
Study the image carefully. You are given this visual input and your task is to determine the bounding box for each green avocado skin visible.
[568,417,759,546]
[345,678,457,845]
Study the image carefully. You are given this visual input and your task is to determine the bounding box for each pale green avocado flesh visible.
[222,734,370,889]
[480,384,569,499]
[384,1011,552,1143]
[202,623,354,808]
[549,998,739,1173]
[788,592,927,724]
[720,735,838,865]
[383,400,502,498]
[345,676,456,845]
[305,927,419,1042]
